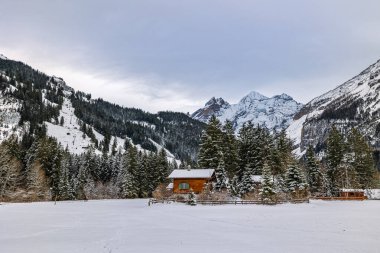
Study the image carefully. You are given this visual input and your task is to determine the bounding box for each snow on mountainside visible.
[44,98,104,155]
[0,55,181,163]
[0,92,24,141]
[192,91,303,132]
[288,59,380,155]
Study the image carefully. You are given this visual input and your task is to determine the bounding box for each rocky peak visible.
[192,91,302,132]
[205,97,230,107]
[240,91,268,104]
[273,93,294,100]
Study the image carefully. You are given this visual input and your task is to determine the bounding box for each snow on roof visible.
[166,183,173,189]
[168,169,215,179]
[340,189,365,192]
[252,175,263,183]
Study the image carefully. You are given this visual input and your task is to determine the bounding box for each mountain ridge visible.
[192,91,303,132]
[0,54,205,162]
[287,58,380,158]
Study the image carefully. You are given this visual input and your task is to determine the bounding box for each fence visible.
[148,198,309,206]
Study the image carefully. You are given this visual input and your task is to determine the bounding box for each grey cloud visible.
[1,0,380,112]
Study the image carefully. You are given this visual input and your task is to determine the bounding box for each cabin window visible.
[179,182,190,190]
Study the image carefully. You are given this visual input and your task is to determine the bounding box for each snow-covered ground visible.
[1,200,379,253]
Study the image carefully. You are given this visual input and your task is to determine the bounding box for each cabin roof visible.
[340,189,365,192]
[168,169,215,179]
[252,175,263,183]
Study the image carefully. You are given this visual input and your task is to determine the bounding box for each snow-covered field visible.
[0,200,379,253]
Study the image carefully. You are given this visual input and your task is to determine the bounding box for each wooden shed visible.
[339,189,367,200]
[316,189,367,200]
[168,169,215,194]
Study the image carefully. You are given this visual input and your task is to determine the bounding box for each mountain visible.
[287,59,380,157]
[192,91,303,132]
[0,55,205,162]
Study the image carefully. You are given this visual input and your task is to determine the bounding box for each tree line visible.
[0,134,175,201]
[198,116,378,200]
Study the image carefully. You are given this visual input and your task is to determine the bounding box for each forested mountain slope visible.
[0,55,205,162]
[287,59,380,161]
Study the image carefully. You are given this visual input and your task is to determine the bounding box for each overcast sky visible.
[1,0,380,113]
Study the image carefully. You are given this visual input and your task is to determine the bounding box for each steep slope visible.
[0,55,205,161]
[288,59,380,155]
[193,91,303,132]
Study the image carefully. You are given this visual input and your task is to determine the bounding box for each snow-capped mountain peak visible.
[240,91,268,103]
[192,91,303,132]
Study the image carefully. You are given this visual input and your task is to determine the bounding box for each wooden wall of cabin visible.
[173,178,208,194]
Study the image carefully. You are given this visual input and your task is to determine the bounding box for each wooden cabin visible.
[339,189,367,200]
[316,189,367,200]
[168,169,215,194]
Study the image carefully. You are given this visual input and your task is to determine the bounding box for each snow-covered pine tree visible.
[305,145,323,194]
[187,190,197,206]
[214,155,228,191]
[58,154,74,200]
[0,140,21,198]
[118,148,138,198]
[285,164,307,198]
[99,152,111,182]
[228,176,240,197]
[239,162,255,196]
[198,115,223,169]
[76,158,89,200]
[260,163,276,203]
[111,137,118,156]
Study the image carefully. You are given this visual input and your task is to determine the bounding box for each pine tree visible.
[0,141,21,198]
[276,129,294,170]
[285,164,307,198]
[239,162,255,196]
[326,126,344,196]
[77,159,89,200]
[59,116,64,126]
[237,122,254,180]
[124,146,139,198]
[260,163,276,203]
[187,190,197,206]
[156,148,169,184]
[228,176,240,197]
[221,120,239,178]
[58,155,73,200]
[268,144,283,178]
[118,156,136,198]
[347,128,376,189]
[137,151,149,197]
[305,145,323,194]
[214,155,228,191]
[198,115,223,169]
[111,138,118,156]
